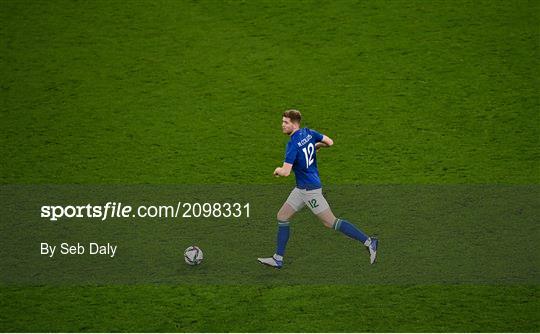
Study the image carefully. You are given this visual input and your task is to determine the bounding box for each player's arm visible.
[315,135,333,150]
[273,163,293,177]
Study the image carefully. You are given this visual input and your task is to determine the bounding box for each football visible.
[184,246,203,265]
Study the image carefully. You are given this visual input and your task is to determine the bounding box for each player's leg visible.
[306,189,379,264]
[318,208,379,264]
[277,201,296,221]
[274,202,296,259]
[258,188,303,268]
[315,207,337,228]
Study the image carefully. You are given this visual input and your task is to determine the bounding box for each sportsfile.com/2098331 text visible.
[40,202,251,221]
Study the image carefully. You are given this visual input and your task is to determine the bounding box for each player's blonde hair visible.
[283,109,302,124]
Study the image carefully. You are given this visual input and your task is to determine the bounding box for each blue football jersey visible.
[284,128,324,190]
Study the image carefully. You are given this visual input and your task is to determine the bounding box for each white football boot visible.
[257,254,283,269]
[366,238,378,264]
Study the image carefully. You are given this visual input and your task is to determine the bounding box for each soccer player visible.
[257,109,378,269]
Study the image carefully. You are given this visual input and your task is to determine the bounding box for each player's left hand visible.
[273,167,281,177]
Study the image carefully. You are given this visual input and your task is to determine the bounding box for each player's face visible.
[282,117,297,135]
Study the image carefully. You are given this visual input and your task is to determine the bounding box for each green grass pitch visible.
[1,0,539,332]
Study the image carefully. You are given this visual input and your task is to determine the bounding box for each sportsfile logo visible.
[41,202,138,221]
[40,201,250,221]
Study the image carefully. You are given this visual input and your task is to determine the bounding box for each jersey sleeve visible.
[311,129,324,143]
[284,142,297,164]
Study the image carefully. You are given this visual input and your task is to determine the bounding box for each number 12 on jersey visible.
[302,143,315,168]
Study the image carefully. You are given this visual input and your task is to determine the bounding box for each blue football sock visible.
[333,218,369,244]
[276,220,290,257]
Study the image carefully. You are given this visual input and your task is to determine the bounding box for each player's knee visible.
[320,218,334,228]
[316,209,336,228]
[277,212,289,222]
